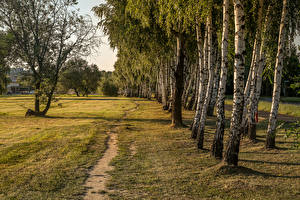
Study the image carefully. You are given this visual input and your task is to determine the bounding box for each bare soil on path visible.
[83,101,139,200]
[84,129,118,200]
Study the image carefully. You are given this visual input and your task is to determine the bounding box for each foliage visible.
[284,121,300,149]
[0,31,14,94]
[99,72,119,96]
[60,58,101,97]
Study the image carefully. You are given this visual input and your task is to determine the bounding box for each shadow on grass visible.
[46,115,172,125]
[60,98,153,102]
[255,138,297,145]
[216,165,300,179]
[240,159,300,166]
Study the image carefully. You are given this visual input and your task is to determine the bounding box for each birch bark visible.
[246,0,264,141]
[197,13,214,149]
[223,0,245,166]
[211,0,229,159]
[266,0,288,149]
[191,22,208,139]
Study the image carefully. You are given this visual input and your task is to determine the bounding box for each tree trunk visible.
[252,4,271,136]
[246,0,264,142]
[183,72,194,109]
[266,0,287,149]
[34,81,41,113]
[161,63,168,110]
[207,48,221,116]
[171,35,185,127]
[74,88,80,97]
[197,13,214,149]
[191,22,207,139]
[211,0,229,159]
[223,0,245,166]
[192,64,200,111]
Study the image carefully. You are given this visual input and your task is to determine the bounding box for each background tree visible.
[0,31,14,94]
[99,71,119,96]
[0,0,97,116]
[60,58,101,97]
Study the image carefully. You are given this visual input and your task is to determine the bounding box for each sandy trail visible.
[83,101,139,200]
[83,129,118,200]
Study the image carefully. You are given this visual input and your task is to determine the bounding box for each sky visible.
[76,0,117,72]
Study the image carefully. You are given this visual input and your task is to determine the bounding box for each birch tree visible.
[211,0,230,159]
[197,12,215,149]
[266,0,288,149]
[223,0,245,166]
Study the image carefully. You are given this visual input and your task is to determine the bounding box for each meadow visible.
[0,96,299,199]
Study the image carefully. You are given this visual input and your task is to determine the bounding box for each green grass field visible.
[0,96,299,199]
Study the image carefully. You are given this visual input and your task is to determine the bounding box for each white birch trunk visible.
[266,0,288,149]
[207,49,221,116]
[224,0,245,166]
[191,21,208,139]
[211,0,229,159]
[253,4,271,123]
[246,0,264,140]
[197,13,214,149]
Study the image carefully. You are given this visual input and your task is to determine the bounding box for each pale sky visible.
[76,0,117,72]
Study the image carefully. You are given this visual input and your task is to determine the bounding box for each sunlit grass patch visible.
[0,96,135,199]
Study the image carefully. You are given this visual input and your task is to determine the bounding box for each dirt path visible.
[83,129,118,200]
[83,101,139,200]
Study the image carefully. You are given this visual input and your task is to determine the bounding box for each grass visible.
[0,96,299,199]
[107,100,300,200]
[0,96,136,199]
[225,99,300,117]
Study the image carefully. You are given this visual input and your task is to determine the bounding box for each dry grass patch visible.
[0,96,135,199]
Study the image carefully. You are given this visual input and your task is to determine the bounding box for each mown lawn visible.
[108,100,300,200]
[0,96,136,199]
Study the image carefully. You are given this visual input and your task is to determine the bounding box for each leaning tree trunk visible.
[246,0,264,141]
[223,0,245,166]
[211,0,229,159]
[197,13,214,149]
[266,0,288,149]
[171,35,185,127]
[191,21,207,139]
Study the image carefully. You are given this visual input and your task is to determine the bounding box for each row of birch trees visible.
[94,0,300,166]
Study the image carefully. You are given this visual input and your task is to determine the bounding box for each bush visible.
[99,78,118,96]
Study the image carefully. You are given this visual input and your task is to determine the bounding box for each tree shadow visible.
[216,165,300,179]
[239,159,300,166]
[46,115,172,125]
[60,98,153,102]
